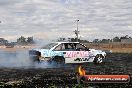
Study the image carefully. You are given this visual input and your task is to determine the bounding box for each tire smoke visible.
[0,50,61,68]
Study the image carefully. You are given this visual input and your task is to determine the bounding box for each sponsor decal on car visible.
[74,58,91,61]
[42,50,64,57]
[65,51,93,58]
[74,56,94,62]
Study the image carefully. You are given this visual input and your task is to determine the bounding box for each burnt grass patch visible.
[0,53,132,88]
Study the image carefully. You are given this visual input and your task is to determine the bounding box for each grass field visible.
[0,44,132,53]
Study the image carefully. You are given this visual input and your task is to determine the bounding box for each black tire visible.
[52,56,65,64]
[94,54,103,64]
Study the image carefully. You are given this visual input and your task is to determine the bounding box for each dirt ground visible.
[0,48,132,54]
[99,48,132,53]
[0,53,132,88]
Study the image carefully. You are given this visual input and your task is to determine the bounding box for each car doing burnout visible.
[29,42,106,64]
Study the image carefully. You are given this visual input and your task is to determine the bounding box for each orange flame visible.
[78,65,86,76]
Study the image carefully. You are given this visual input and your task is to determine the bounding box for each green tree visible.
[120,35,129,39]
[57,37,66,42]
[17,36,26,45]
[100,39,110,43]
[93,39,99,43]
[27,37,34,44]
[70,38,76,42]
[113,36,121,42]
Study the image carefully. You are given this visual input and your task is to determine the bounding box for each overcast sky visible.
[0,0,132,42]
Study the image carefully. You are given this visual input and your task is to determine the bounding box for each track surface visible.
[0,53,132,88]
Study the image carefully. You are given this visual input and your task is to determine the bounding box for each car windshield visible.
[41,43,58,49]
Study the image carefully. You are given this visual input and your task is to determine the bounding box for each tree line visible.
[93,35,132,43]
[57,35,132,43]
[0,36,35,46]
[0,35,132,46]
[17,36,34,45]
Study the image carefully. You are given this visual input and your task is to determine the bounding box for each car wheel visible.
[94,54,103,64]
[52,56,65,64]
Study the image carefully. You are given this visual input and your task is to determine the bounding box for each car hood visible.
[31,49,50,52]
[89,49,102,52]
[89,49,106,56]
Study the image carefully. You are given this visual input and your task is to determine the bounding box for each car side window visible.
[54,43,87,51]
[64,43,76,51]
[76,43,86,51]
[54,44,63,51]
[54,43,73,51]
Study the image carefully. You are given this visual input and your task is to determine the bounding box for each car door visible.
[73,43,95,63]
[52,43,74,57]
[53,43,78,63]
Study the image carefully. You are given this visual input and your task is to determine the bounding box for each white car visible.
[29,42,106,64]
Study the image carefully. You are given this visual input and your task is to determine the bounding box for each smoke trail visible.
[0,49,64,68]
[0,50,32,68]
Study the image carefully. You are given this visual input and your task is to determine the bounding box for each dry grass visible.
[0,44,132,53]
[100,48,132,53]
[0,48,30,52]
[85,43,132,53]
